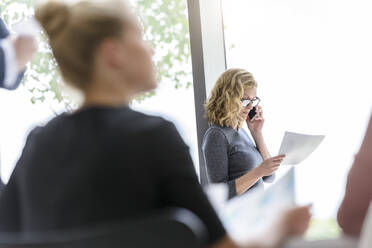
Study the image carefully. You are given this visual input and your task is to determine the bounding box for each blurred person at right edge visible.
[338,112,372,237]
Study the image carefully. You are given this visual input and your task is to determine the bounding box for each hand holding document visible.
[205,131,324,243]
[278,131,325,165]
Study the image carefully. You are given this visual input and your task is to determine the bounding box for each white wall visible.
[222,0,372,218]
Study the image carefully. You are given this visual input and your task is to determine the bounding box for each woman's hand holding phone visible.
[246,105,264,134]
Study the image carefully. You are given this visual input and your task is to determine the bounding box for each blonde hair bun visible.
[35,1,70,38]
[34,0,130,89]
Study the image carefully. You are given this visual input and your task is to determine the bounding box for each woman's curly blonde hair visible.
[205,68,257,128]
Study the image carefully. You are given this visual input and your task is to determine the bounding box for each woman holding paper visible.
[203,68,285,199]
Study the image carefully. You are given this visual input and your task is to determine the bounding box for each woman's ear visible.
[98,38,122,68]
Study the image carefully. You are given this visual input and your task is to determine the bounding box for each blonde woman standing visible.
[203,68,285,199]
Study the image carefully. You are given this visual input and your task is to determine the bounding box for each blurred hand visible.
[239,205,312,248]
[246,105,264,134]
[11,36,37,72]
[279,205,312,237]
[256,155,285,177]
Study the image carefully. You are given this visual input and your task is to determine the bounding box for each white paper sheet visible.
[205,168,296,243]
[278,131,325,165]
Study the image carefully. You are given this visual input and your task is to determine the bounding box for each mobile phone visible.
[248,107,257,122]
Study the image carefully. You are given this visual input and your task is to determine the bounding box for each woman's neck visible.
[83,93,129,108]
[232,120,239,131]
[82,80,134,108]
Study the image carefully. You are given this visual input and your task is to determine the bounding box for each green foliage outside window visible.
[306,218,341,240]
[0,0,192,108]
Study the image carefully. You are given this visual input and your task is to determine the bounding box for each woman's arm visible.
[234,167,263,195]
[252,131,270,160]
[246,106,278,183]
[246,105,270,160]
[235,155,285,195]
[203,128,241,198]
[252,132,276,183]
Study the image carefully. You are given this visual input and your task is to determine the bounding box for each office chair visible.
[0,208,207,248]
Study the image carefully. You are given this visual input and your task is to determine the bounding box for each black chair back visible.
[0,208,207,248]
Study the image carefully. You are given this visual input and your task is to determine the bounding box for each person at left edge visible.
[0,17,37,191]
[0,18,37,90]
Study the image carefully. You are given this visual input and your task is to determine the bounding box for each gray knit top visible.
[202,125,275,199]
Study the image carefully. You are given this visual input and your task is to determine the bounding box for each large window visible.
[131,0,199,172]
[131,85,199,172]
[0,0,199,182]
[222,0,372,238]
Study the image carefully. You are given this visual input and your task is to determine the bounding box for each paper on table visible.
[278,131,325,165]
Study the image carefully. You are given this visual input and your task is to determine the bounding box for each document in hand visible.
[278,131,325,165]
[213,168,296,243]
